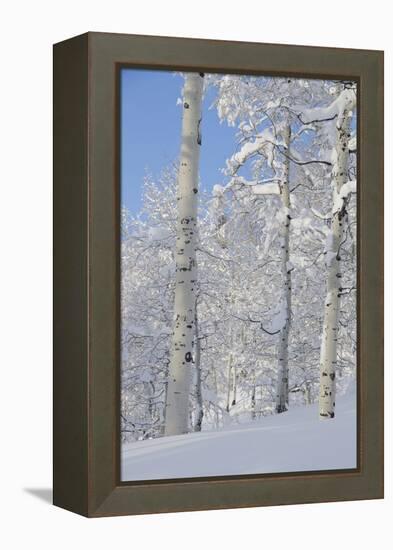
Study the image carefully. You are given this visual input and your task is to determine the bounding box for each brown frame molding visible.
[53,32,383,517]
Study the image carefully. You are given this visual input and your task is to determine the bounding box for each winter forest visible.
[120,70,357,481]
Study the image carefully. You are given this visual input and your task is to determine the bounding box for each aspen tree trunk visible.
[225,271,235,414]
[231,325,244,408]
[231,362,237,406]
[193,309,204,432]
[319,91,355,419]
[212,368,220,429]
[225,329,235,413]
[251,369,256,420]
[225,328,238,413]
[225,355,233,412]
[160,358,169,436]
[165,73,204,436]
[305,383,312,405]
[275,125,292,414]
[147,381,155,425]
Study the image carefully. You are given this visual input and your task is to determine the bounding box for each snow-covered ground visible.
[121,387,356,481]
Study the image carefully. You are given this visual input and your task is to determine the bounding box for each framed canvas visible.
[53,32,384,517]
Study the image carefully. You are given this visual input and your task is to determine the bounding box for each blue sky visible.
[120,69,237,213]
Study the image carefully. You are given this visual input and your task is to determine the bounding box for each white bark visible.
[251,369,256,420]
[275,125,292,414]
[160,359,169,436]
[193,309,204,432]
[165,73,204,436]
[225,353,233,412]
[225,320,235,413]
[231,360,237,406]
[304,382,312,405]
[319,90,356,419]
[225,358,237,413]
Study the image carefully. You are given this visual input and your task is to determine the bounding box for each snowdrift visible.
[121,388,356,481]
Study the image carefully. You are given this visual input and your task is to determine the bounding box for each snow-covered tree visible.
[121,168,178,440]
[212,75,334,413]
[300,87,357,419]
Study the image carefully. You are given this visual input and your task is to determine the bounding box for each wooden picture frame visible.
[53,32,383,517]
